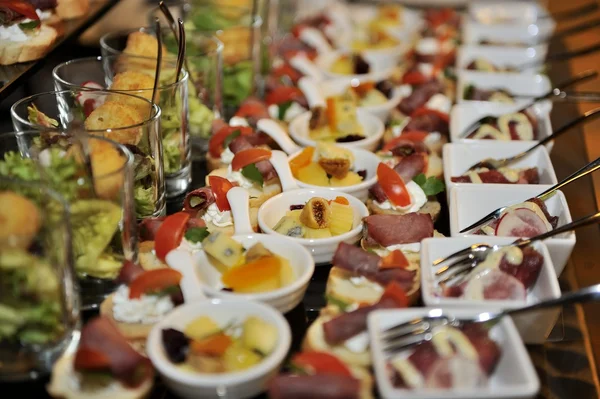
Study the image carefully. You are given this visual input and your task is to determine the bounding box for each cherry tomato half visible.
[154,212,190,261]
[377,163,411,208]
[231,148,272,171]
[208,175,234,212]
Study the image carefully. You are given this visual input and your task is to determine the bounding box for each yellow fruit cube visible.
[297,163,330,187]
[184,316,221,341]
[330,171,363,187]
[304,226,332,239]
[329,202,354,236]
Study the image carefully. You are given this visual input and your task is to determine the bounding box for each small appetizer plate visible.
[289,109,385,152]
[462,19,555,49]
[456,45,548,74]
[456,71,552,107]
[189,233,315,314]
[449,185,575,276]
[368,308,540,399]
[450,101,553,149]
[322,78,408,122]
[314,50,398,81]
[442,141,558,198]
[147,299,291,399]
[288,147,380,202]
[420,237,561,343]
[468,1,551,26]
[258,189,369,264]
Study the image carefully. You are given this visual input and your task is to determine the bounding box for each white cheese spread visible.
[415,37,439,55]
[0,24,28,43]
[425,93,452,114]
[220,147,235,164]
[374,181,427,213]
[344,331,369,353]
[229,116,250,127]
[201,202,234,227]
[268,102,306,123]
[112,285,174,324]
[226,165,255,189]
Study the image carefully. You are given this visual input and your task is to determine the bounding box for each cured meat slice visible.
[394,153,427,182]
[117,260,144,285]
[405,112,449,135]
[268,374,360,399]
[461,324,501,374]
[228,135,278,182]
[388,140,428,157]
[520,168,540,184]
[332,242,381,275]
[499,245,543,289]
[183,187,215,214]
[364,213,434,247]
[526,197,558,228]
[480,269,527,300]
[398,80,443,116]
[478,170,511,184]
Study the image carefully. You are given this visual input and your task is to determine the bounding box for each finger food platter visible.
[2,0,600,398]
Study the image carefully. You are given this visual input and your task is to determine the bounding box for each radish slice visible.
[495,207,550,237]
[481,269,527,300]
[425,356,488,389]
[76,81,106,111]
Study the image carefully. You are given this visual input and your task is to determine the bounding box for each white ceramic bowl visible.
[321,78,408,122]
[442,141,558,200]
[188,234,314,314]
[449,185,575,276]
[420,237,561,343]
[257,189,369,264]
[288,109,385,152]
[146,299,291,399]
[456,45,548,74]
[449,101,553,151]
[314,49,397,81]
[368,307,540,399]
[288,147,379,202]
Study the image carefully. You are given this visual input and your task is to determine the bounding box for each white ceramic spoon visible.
[269,150,299,192]
[290,55,325,82]
[227,186,254,236]
[257,119,301,155]
[165,250,207,303]
[298,76,326,108]
[299,27,333,54]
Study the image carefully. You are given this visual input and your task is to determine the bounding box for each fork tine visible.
[437,265,473,286]
[458,209,500,234]
[381,317,429,337]
[435,254,474,276]
[383,332,431,355]
[432,248,473,266]
[382,320,431,342]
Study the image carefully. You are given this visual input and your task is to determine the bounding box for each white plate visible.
[456,45,548,74]
[442,141,558,199]
[463,19,555,49]
[420,237,561,343]
[449,185,575,276]
[449,101,553,150]
[369,307,540,399]
[468,2,551,26]
[457,71,551,107]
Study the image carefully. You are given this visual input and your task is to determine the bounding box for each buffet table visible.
[1,0,600,398]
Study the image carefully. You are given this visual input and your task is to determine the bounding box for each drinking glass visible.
[98,28,223,159]
[0,176,79,381]
[10,89,165,214]
[53,56,190,197]
[0,131,137,311]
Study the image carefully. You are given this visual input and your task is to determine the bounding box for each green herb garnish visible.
[19,20,40,30]
[278,101,293,120]
[185,227,210,244]
[223,129,241,148]
[241,164,264,187]
[413,173,445,197]
[324,294,351,312]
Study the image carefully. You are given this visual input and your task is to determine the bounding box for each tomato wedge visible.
[292,352,353,377]
[272,63,303,83]
[382,132,429,152]
[235,100,270,119]
[208,175,234,212]
[231,148,272,171]
[265,86,305,106]
[0,1,39,21]
[209,125,253,158]
[190,333,233,356]
[289,147,315,177]
[377,163,411,207]
[326,97,337,131]
[402,70,429,86]
[411,107,450,123]
[380,281,409,307]
[128,268,183,299]
[74,347,111,371]
[154,212,190,261]
[381,249,409,269]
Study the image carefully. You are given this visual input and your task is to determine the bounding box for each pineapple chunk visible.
[185,316,221,341]
[203,232,244,268]
[304,226,333,239]
[279,258,295,287]
[297,163,330,186]
[273,216,305,238]
[329,202,354,236]
[286,209,303,222]
[241,316,278,356]
[330,171,363,187]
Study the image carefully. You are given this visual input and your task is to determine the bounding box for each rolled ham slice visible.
[405,112,449,135]
[364,213,434,247]
[398,80,444,116]
[268,374,360,399]
[228,135,278,182]
[450,168,539,184]
[117,260,144,285]
[388,140,429,157]
[183,187,216,214]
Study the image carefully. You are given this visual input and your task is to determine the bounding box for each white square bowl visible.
[456,45,548,74]
[462,19,555,49]
[468,2,551,26]
[420,237,561,343]
[368,307,540,399]
[456,71,551,107]
[449,101,553,149]
[442,141,558,199]
[449,185,575,276]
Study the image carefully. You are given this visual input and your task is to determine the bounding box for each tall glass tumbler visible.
[98,28,223,159]
[0,177,79,381]
[10,89,165,215]
[0,131,137,311]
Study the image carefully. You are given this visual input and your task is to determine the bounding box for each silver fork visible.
[435,211,600,286]
[458,156,600,234]
[465,107,600,171]
[380,284,600,355]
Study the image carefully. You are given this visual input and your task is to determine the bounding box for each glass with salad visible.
[11,89,165,217]
[0,177,79,381]
[0,131,138,310]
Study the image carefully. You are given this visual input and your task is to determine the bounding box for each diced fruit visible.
[203,232,245,268]
[300,197,332,229]
[155,212,190,261]
[286,209,303,222]
[330,172,363,187]
[494,208,550,237]
[184,316,221,341]
[297,162,330,186]
[190,333,233,356]
[381,250,409,269]
[279,259,295,286]
[331,196,349,205]
[245,242,274,263]
[290,147,315,177]
[330,56,354,75]
[223,343,263,371]
[162,328,190,364]
[241,316,278,356]
[273,216,305,238]
[128,269,183,299]
[329,202,354,236]
[304,226,333,239]
[187,353,225,373]
[221,256,281,292]
[318,158,351,179]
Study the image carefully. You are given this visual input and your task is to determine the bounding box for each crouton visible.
[0,191,41,250]
[84,102,145,146]
[108,71,156,116]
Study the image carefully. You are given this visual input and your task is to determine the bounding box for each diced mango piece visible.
[290,147,315,177]
[297,162,330,187]
[223,342,262,371]
[241,317,278,356]
[185,316,221,341]
[330,171,363,187]
[304,226,333,239]
[221,255,281,292]
[330,56,354,75]
[329,202,354,236]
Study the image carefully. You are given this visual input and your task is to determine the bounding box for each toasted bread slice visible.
[206,153,227,172]
[99,294,154,342]
[207,168,282,208]
[203,207,259,235]
[367,198,441,221]
[0,24,58,65]
[56,0,89,19]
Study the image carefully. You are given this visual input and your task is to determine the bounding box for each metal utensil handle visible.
[502,284,600,318]
[548,42,600,62]
[551,1,599,21]
[151,19,163,120]
[537,156,600,200]
[554,17,600,40]
[175,19,186,83]
[515,211,600,247]
[552,91,600,103]
[529,107,600,152]
[159,1,196,87]
[527,70,598,108]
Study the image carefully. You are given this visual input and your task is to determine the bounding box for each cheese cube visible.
[203,231,244,268]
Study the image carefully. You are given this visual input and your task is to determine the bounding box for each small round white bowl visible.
[190,233,315,313]
[146,299,292,399]
[288,109,385,152]
[322,78,406,122]
[257,189,369,265]
[288,147,379,202]
[315,49,397,81]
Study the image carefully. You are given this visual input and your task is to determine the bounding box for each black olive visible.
[375,80,395,99]
[353,54,370,75]
[357,170,367,180]
[289,204,304,211]
[336,134,365,143]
